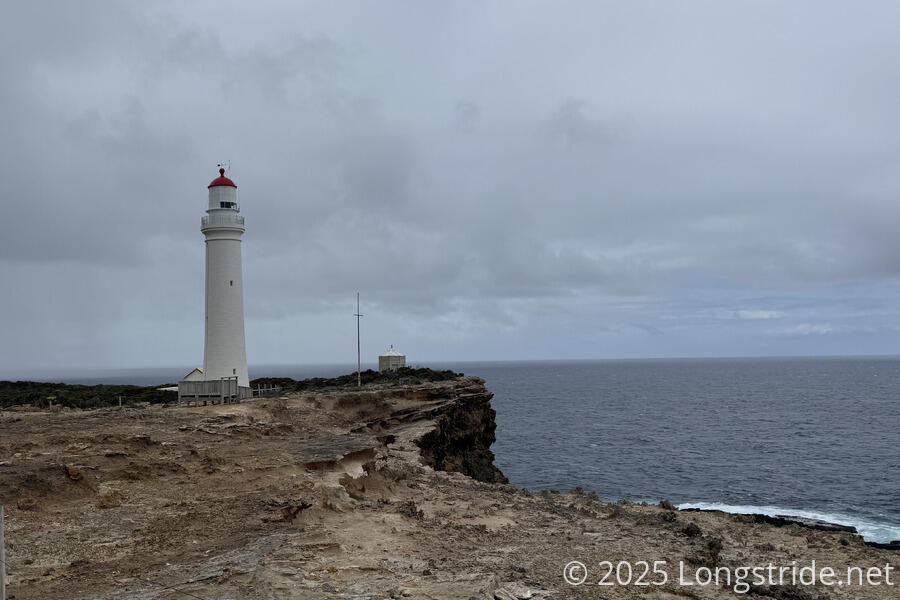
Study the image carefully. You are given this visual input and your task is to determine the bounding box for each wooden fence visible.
[177,377,249,406]
[177,378,281,406]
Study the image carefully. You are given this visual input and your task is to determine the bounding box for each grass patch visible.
[251,366,463,392]
[0,380,173,409]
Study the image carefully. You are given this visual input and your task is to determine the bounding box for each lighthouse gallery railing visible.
[201,213,245,229]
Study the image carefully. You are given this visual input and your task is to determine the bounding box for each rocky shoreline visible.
[0,375,897,599]
[680,510,900,551]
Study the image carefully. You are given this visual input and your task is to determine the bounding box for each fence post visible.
[1,503,6,600]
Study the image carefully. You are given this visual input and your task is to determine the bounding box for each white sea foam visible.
[676,502,900,544]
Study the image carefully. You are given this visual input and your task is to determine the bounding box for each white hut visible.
[378,346,406,372]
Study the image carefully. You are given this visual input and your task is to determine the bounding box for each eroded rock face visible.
[304,376,509,483]
[415,379,509,484]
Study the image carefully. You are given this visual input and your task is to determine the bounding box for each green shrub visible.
[251,367,463,392]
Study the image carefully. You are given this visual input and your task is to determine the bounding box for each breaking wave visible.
[676,502,900,544]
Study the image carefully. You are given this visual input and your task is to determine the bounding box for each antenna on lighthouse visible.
[354,293,364,387]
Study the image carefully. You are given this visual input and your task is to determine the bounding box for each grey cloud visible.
[453,100,480,132]
[767,323,834,337]
[5,1,900,370]
[539,99,617,149]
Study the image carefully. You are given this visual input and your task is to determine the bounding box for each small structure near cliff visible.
[378,346,406,371]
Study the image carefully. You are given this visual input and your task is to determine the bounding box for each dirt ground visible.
[0,378,896,599]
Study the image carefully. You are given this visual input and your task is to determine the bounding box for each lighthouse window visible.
[220,201,236,209]
[230,280,233,286]
[233,368,236,375]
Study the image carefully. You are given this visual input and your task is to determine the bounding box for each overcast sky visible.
[3,1,900,374]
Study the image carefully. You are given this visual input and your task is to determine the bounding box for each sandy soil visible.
[0,377,896,599]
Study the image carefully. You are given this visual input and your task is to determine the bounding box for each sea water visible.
[451,357,900,544]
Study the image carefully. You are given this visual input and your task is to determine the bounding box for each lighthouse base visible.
[177,377,251,406]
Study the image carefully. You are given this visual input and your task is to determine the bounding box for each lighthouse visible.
[179,167,250,404]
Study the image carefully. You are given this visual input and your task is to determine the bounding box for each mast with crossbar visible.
[354,293,364,387]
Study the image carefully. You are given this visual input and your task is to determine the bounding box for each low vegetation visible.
[0,367,464,409]
[0,380,173,409]
[250,367,463,392]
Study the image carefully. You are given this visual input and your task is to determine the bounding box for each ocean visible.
[459,357,900,545]
[8,357,899,543]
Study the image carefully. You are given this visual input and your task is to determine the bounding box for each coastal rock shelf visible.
[0,375,896,599]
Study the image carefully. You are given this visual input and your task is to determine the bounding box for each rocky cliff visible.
[413,378,508,484]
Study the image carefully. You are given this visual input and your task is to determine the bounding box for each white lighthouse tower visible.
[179,167,250,404]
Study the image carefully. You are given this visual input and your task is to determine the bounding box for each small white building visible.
[182,368,204,382]
[378,346,406,372]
